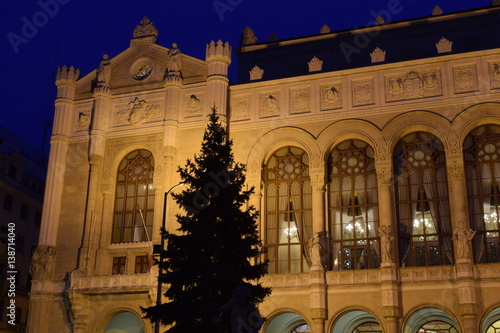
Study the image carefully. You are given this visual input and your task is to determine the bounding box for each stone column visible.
[27,293,55,333]
[456,264,478,332]
[309,270,327,333]
[206,40,231,124]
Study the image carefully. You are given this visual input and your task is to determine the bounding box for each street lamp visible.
[155,182,185,333]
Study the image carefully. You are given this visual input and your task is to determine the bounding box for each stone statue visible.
[216,285,263,333]
[166,43,181,73]
[378,225,395,264]
[453,221,476,260]
[30,245,56,280]
[96,54,111,87]
[309,232,324,270]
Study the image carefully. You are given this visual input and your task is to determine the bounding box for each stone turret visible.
[206,40,231,118]
[55,65,80,100]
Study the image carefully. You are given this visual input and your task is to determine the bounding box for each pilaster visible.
[309,270,327,333]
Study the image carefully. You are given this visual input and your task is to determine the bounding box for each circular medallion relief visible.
[130,58,153,80]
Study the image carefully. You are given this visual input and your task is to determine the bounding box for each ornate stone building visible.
[28,4,500,333]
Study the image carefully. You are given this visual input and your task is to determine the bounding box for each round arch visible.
[451,102,500,146]
[246,127,318,177]
[481,304,500,333]
[382,110,454,155]
[263,311,310,333]
[330,309,382,333]
[316,119,383,165]
[93,307,151,333]
[402,306,460,333]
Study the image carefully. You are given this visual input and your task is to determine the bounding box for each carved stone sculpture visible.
[378,225,395,264]
[166,43,181,74]
[96,54,111,87]
[240,26,257,45]
[133,17,158,38]
[309,232,326,270]
[453,221,476,260]
[30,245,56,280]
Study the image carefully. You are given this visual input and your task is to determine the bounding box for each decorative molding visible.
[250,65,264,80]
[320,24,331,34]
[308,56,323,72]
[290,87,311,114]
[436,37,452,53]
[432,5,443,15]
[70,273,155,291]
[260,92,281,118]
[320,83,342,110]
[385,68,442,102]
[352,78,375,106]
[453,64,478,94]
[185,93,203,117]
[370,47,386,63]
[113,97,162,126]
[447,162,464,180]
[489,61,500,89]
[231,95,251,121]
[76,110,91,132]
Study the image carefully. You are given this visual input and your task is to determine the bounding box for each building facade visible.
[28,5,500,333]
[1,127,46,332]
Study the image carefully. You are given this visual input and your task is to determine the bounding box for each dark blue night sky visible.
[1,0,490,153]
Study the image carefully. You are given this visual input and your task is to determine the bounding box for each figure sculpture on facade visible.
[96,54,111,87]
[453,221,476,260]
[378,225,395,264]
[309,232,325,270]
[166,43,181,74]
[30,246,56,280]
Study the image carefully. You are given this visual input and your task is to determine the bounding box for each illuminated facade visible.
[28,5,500,333]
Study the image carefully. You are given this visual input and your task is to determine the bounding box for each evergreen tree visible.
[143,108,270,333]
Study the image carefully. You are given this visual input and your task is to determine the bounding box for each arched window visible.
[104,311,145,333]
[112,150,155,243]
[329,139,380,270]
[291,324,310,332]
[486,319,500,332]
[394,132,453,267]
[464,125,500,263]
[353,322,382,332]
[264,146,312,274]
[417,320,458,333]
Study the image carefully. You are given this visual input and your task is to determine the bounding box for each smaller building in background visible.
[0,127,46,332]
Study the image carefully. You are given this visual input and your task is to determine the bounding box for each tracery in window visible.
[264,146,312,274]
[417,320,458,333]
[352,321,382,332]
[394,132,453,267]
[112,150,155,243]
[464,124,500,263]
[329,139,380,270]
[486,319,500,332]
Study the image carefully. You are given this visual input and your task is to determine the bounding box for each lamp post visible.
[155,182,185,333]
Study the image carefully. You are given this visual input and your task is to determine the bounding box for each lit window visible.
[353,322,382,332]
[417,320,458,333]
[264,147,312,274]
[112,150,155,243]
[329,139,380,270]
[464,125,500,263]
[487,319,500,332]
[291,323,310,332]
[394,132,453,267]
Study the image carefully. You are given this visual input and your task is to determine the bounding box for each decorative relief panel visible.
[289,87,311,114]
[489,61,500,89]
[260,91,281,118]
[185,93,203,117]
[320,83,342,110]
[352,78,375,106]
[113,97,163,126]
[385,68,442,102]
[453,64,478,94]
[75,109,91,132]
[231,95,251,121]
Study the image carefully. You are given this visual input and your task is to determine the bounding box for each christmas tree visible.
[143,108,270,333]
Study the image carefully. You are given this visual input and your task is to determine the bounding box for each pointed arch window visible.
[112,149,155,243]
[329,139,380,270]
[394,132,453,267]
[464,124,500,263]
[264,146,312,274]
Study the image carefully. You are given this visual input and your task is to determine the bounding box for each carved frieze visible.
[385,68,442,102]
[453,64,478,94]
[290,87,311,114]
[114,97,162,126]
[352,78,375,106]
[260,91,281,118]
[185,93,203,117]
[231,95,251,121]
[489,61,500,89]
[320,83,342,111]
